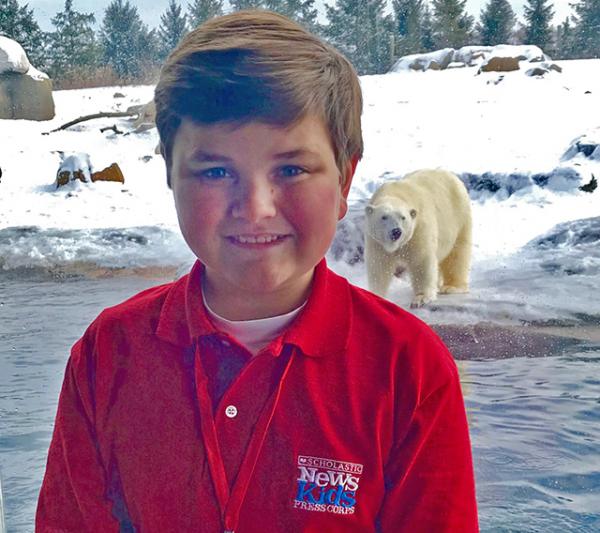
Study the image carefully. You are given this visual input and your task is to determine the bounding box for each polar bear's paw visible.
[439,285,469,294]
[410,292,437,308]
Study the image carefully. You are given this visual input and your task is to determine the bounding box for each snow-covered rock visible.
[480,45,555,74]
[453,45,493,65]
[522,61,563,76]
[460,168,582,200]
[531,217,600,251]
[55,152,93,188]
[0,36,55,120]
[525,217,600,278]
[390,48,454,72]
[0,35,30,74]
[562,128,600,161]
[390,44,553,74]
[490,44,548,62]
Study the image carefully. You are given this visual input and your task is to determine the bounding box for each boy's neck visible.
[201,268,314,321]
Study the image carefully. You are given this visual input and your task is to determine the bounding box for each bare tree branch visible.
[43,111,137,135]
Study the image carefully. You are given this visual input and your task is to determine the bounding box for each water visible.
[465,351,600,532]
[1,277,599,532]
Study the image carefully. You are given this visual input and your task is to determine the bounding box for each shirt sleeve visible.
[376,336,479,532]
[36,337,120,532]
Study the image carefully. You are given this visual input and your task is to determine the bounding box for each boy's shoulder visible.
[82,274,188,344]
[338,274,458,379]
[343,274,443,344]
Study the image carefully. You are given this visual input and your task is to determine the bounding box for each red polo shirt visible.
[36,260,478,532]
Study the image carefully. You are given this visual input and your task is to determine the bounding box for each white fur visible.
[365,169,472,307]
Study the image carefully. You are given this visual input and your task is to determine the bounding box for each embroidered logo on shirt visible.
[293,455,363,515]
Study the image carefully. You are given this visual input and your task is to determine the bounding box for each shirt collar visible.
[155,258,352,359]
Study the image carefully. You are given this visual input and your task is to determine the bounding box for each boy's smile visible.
[170,114,355,320]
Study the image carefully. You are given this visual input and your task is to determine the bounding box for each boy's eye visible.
[199,167,231,179]
[278,165,306,178]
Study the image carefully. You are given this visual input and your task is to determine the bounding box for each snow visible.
[1,60,599,327]
[24,65,50,81]
[453,45,493,65]
[487,44,548,62]
[0,36,30,74]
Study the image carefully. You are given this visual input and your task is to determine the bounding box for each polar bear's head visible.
[365,200,417,253]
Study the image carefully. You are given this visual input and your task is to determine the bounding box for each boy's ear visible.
[338,154,360,220]
[158,142,174,189]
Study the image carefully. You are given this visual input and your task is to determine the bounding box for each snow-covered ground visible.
[1,59,599,327]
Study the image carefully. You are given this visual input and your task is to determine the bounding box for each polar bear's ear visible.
[365,205,374,215]
[410,208,417,219]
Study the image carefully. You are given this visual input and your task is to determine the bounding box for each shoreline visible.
[3,267,597,360]
[433,322,598,361]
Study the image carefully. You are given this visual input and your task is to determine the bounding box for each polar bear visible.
[364,169,472,307]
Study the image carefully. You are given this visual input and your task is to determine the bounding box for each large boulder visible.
[0,36,55,121]
[479,56,520,73]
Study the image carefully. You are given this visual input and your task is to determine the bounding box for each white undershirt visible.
[202,289,306,356]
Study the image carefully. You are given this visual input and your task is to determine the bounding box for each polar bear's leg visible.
[409,256,438,307]
[439,225,472,294]
[365,238,395,297]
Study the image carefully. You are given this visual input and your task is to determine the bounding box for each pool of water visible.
[464,349,600,532]
[1,278,599,532]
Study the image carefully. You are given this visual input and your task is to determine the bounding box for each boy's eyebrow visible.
[273,149,318,159]
[189,148,319,162]
[189,150,233,162]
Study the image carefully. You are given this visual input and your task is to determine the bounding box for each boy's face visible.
[170,114,355,317]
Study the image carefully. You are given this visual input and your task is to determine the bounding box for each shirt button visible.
[225,405,238,418]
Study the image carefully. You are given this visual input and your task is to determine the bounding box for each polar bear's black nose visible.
[389,228,402,241]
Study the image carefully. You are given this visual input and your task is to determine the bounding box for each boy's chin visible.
[206,264,314,297]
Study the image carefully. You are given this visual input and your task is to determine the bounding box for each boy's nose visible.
[231,178,277,222]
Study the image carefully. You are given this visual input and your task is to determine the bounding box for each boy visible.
[36,11,478,533]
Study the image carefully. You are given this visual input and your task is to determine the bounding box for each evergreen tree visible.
[420,2,435,51]
[0,0,47,68]
[325,0,394,75]
[571,0,600,58]
[230,0,264,9]
[477,0,515,45]
[47,0,98,80]
[431,0,474,49]
[392,0,425,56]
[522,0,554,51]
[555,16,577,59]
[99,0,158,79]
[263,0,319,32]
[158,0,187,59]
[187,0,223,27]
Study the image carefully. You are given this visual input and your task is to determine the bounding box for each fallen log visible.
[43,111,137,135]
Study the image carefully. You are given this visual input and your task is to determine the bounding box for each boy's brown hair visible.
[154,10,363,187]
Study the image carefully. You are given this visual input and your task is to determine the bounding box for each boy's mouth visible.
[227,234,290,245]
